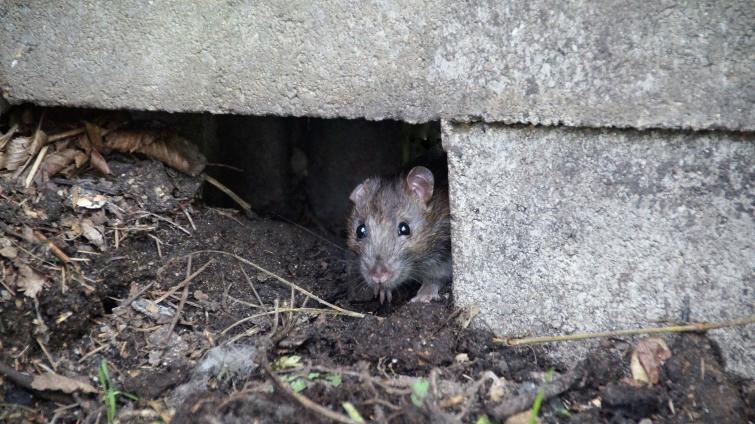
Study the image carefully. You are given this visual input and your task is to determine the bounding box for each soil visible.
[1,120,753,423]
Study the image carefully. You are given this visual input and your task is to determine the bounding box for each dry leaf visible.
[85,121,106,152]
[77,133,92,154]
[631,337,672,385]
[0,245,17,259]
[29,129,48,156]
[17,264,46,298]
[456,305,480,329]
[505,410,540,424]
[4,136,31,171]
[488,375,509,402]
[40,148,86,180]
[70,187,108,210]
[90,209,108,225]
[21,226,36,243]
[0,123,19,151]
[80,218,107,251]
[31,372,98,394]
[105,129,206,176]
[89,149,112,175]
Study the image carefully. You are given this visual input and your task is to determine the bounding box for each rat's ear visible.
[406,166,434,204]
[349,182,367,204]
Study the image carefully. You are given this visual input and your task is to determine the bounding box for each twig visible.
[203,175,252,215]
[0,123,19,150]
[163,256,193,345]
[154,260,214,304]
[226,326,262,345]
[263,362,360,424]
[220,307,344,336]
[115,281,156,311]
[77,343,108,364]
[163,250,364,318]
[12,111,46,179]
[24,145,48,188]
[241,267,264,308]
[0,268,16,295]
[271,299,280,336]
[148,233,163,258]
[181,206,197,230]
[495,315,755,346]
[47,127,85,143]
[36,337,58,371]
[0,361,34,390]
[146,212,191,235]
[226,294,264,309]
[210,208,250,229]
[34,230,71,264]
[455,371,497,420]
[489,369,581,420]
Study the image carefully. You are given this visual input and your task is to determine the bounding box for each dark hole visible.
[101,296,119,314]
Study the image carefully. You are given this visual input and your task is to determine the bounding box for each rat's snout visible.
[368,263,393,285]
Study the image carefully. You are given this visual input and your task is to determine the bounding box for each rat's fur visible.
[347,167,451,303]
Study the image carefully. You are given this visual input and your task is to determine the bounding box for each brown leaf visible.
[89,149,112,175]
[39,148,84,180]
[80,218,107,251]
[105,129,206,176]
[17,264,46,298]
[70,186,108,210]
[31,372,98,394]
[77,133,92,154]
[0,245,18,259]
[631,337,672,385]
[0,123,19,151]
[84,121,106,153]
[29,129,48,156]
[73,150,89,168]
[3,136,31,171]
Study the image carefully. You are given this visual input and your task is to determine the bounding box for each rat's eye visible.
[398,222,411,236]
[356,224,367,240]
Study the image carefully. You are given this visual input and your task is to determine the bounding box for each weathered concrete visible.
[1,1,753,130]
[443,122,755,377]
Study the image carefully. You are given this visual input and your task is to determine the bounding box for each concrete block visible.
[443,121,755,377]
[1,1,753,130]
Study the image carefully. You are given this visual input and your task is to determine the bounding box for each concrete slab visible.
[443,122,755,377]
[1,1,753,130]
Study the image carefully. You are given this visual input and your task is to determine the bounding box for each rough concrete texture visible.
[1,1,753,130]
[443,122,755,377]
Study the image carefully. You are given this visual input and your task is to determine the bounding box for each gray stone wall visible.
[1,1,753,130]
[444,122,754,377]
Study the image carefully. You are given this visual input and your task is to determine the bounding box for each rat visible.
[347,166,451,304]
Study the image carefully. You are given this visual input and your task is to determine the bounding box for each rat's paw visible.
[411,281,440,303]
[409,293,440,303]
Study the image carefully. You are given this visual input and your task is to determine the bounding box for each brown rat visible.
[347,166,451,303]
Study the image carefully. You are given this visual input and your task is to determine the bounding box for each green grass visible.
[97,359,138,424]
[529,368,554,424]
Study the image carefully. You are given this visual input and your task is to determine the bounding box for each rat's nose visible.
[369,264,393,284]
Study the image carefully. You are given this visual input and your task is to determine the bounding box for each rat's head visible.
[347,166,436,291]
